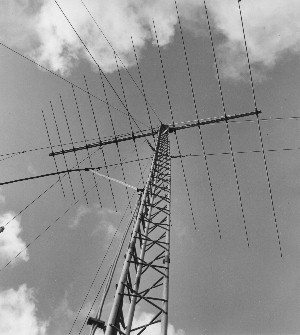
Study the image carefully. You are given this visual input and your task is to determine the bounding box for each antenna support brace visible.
[87,317,106,331]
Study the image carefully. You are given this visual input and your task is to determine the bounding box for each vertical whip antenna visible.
[153,19,197,230]
[237,0,282,257]
[41,108,65,198]
[204,0,250,246]
[61,93,88,204]
[98,71,133,211]
[174,0,221,238]
[114,51,145,183]
[72,85,102,206]
[83,75,118,212]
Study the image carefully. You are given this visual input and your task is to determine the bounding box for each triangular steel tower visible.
[48,111,258,335]
[90,124,171,334]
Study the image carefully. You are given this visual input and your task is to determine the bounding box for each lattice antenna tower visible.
[0,0,282,334]
[50,106,258,335]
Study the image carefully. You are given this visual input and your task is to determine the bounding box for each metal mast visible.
[87,124,171,334]
[0,111,260,333]
[3,110,258,334]
[84,112,259,335]
[105,123,171,335]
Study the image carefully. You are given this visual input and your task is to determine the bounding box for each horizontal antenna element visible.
[50,110,260,157]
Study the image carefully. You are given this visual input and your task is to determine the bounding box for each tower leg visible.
[104,124,171,335]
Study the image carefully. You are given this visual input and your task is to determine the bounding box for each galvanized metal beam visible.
[101,124,171,335]
[50,110,260,157]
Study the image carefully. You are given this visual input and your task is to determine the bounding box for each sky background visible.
[1,0,300,334]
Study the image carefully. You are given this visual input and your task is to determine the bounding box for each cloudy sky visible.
[1,0,300,334]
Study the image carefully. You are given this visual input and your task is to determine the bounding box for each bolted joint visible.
[255,108,262,116]
[151,126,156,137]
[87,317,106,331]
[132,131,136,142]
[114,137,119,146]
[163,255,170,264]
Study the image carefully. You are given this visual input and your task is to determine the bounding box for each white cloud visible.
[0,284,48,335]
[0,0,42,51]
[0,212,29,267]
[92,206,121,240]
[1,0,299,78]
[52,293,75,321]
[69,204,93,228]
[128,306,185,335]
[209,0,300,80]
[0,0,202,75]
[27,164,38,176]
[70,205,121,240]
[49,292,76,335]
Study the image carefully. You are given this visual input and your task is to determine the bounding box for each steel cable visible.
[0,139,150,271]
